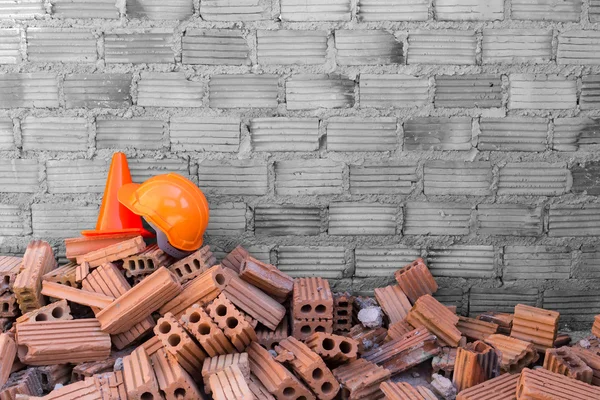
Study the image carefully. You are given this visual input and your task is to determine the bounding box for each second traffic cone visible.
[81,152,153,238]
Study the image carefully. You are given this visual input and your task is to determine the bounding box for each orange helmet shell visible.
[117,173,209,252]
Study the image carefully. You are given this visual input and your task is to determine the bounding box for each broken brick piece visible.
[0,256,22,295]
[95,370,127,400]
[256,315,288,350]
[16,299,72,324]
[477,311,514,335]
[380,381,429,400]
[517,368,600,399]
[293,277,334,320]
[238,256,293,303]
[570,346,600,386]
[36,364,71,392]
[332,358,390,400]
[275,337,340,400]
[16,319,111,365]
[457,316,499,341]
[394,258,438,304]
[223,273,286,330]
[248,373,275,400]
[0,294,18,318]
[13,240,57,313]
[544,346,593,384]
[202,353,249,394]
[72,355,118,381]
[41,281,114,309]
[140,336,164,358]
[554,333,571,348]
[432,347,457,376]
[0,368,43,400]
[248,341,315,400]
[484,334,539,373]
[27,377,102,400]
[159,265,230,318]
[82,263,155,350]
[333,292,353,332]
[209,364,253,400]
[305,332,358,364]
[511,304,559,353]
[167,245,216,284]
[406,294,461,347]
[347,324,387,354]
[386,320,415,341]
[593,315,600,338]
[76,236,146,268]
[292,318,333,341]
[0,334,16,387]
[456,372,519,400]
[150,348,204,400]
[41,262,78,288]
[180,304,235,356]
[374,284,412,324]
[221,246,249,273]
[122,347,161,400]
[453,341,500,392]
[155,312,207,376]
[96,267,182,334]
[75,262,90,283]
[123,243,175,278]
[362,328,440,375]
[65,234,140,260]
[206,294,257,352]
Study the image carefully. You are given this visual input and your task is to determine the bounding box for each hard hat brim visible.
[117,183,142,215]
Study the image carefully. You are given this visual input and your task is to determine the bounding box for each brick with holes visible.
[206,294,257,352]
[167,245,216,284]
[180,304,235,356]
[123,244,175,278]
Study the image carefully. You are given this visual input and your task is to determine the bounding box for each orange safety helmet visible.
[117,173,209,257]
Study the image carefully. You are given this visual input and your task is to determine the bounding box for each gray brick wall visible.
[1,0,600,328]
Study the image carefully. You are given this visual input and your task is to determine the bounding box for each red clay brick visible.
[238,256,293,303]
[64,234,139,260]
[248,341,315,400]
[457,316,499,341]
[293,277,334,320]
[123,243,175,278]
[76,236,146,268]
[305,332,358,364]
[247,373,275,400]
[75,262,90,283]
[453,341,500,392]
[0,368,43,400]
[180,303,235,356]
[380,381,429,400]
[432,347,457,376]
[517,368,600,399]
[570,346,600,386]
[122,346,161,400]
[484,334,539,373]
[456,372,519,400]
[36,364,71,392]
[202,353,249,394]
[347,324,388,354]
[362,328,440,375]
[332,358,390,400]
[477,311,513,335]
[406,294,461,347]
[0,256,22,295]
[394,258,438,304]
[206,294,257,352]
[167,245,216,284]
[223,273,286,330]
[0,294,18,318]
[151,348,204,400]
[95,370,127,400]
[0,334,16,387]
[16,299,72,324]
[292,317,333,341]
[72,355,119,381]
[41,281,114,309]
[209,364,253,400]
[159,265,230,318]
[374,284,412,324]
[544,346,593,384]
[511,304,559,352]
[13,240,57,313]
[221,245,249,273]
[593,315,600,338]
[386,320,415,341]
[154,312,207,376]
[16,319,111,365]
[256,315,288,351]
[41,262,78,288]
[333,292,353,332]
[275,337,340,399]
[96,267,181,334]
[140,336,164,358]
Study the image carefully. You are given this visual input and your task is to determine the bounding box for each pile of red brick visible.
[1,236,600,400]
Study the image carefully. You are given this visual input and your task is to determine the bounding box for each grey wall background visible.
[1,0,600,328]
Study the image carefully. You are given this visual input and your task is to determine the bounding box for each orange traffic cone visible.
[82,152,153,238]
